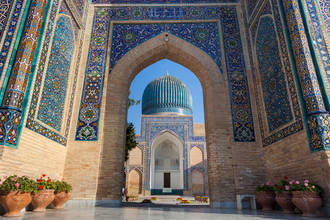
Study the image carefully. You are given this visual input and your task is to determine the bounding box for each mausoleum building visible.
[125,73,208,196]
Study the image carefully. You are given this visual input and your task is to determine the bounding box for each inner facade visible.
[126,73,208,196]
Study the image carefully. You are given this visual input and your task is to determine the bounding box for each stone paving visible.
[0,205,329,220]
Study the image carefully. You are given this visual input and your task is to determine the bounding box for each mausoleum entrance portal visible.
[95,28,262,208]
[151,132,184,195]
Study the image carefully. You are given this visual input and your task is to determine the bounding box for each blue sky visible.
[127,59,204,134]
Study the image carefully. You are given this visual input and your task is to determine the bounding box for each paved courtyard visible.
[0,206,328,220]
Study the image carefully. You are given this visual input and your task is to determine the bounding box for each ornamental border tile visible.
[75,5,256,143]
[25,0,87,146]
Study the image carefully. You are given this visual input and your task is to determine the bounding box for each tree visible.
[125,122,137,161]
[125,92,140,161]
[128,91,140,108]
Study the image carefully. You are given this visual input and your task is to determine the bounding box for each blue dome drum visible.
[142,73,193,115]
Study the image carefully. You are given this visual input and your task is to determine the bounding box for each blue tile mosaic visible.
[37,16,75,131]
[72,0,85,18]
[26,0,85,145]
[304,0,330,91]
[248,0,303,147]
[110,22,222,72]
[0,0,24,82]
[256,16,293,132]
[0,0,13,41]
[75,6,256,143]
[59,0,80,39]
[317,0,330,37]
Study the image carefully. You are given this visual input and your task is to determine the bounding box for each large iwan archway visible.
[95,33,262,207]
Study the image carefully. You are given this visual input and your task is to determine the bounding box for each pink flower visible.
[261,184,265,187]
[304,180,309,184]
[304,183,308,187]
[328,184,330,189]
[295,181,300,184]
[266,181,272,186]
[289,180,294,185]
[285,185,290,190]
[15,183,20,188]
[312,185,315,189]
[12,177,17,182]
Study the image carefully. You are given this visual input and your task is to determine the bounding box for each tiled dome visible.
[142,73,193,115]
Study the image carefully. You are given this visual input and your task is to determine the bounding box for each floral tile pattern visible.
[75,5,256,143]
[36,16,75,131]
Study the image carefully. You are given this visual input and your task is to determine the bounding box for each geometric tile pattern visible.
[317,0,330,37]
[245,0,260,18]
[0,0,24,84]
[75,5,256,142]
[72,0,85,18]
[0,0,13,41]
[26,0,84,145]
[249,0,303,147]
[304,0,330,87]
[282,0,326,114]
[308,113,330,151]
[221,7,256,142]
[59,0,79,39]
[256,16,293,132]
[37,16,74,131]
[0,0,47,146]
[282,0,329,151]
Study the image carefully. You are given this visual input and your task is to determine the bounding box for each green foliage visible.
[289,180,323,193]
[54,180,72,193]
[128,90,141,109]
[0,175,37,193]
[35,174,56,191]
[125,122,138,161]
[274,177,291,193]
[256,181,275,192]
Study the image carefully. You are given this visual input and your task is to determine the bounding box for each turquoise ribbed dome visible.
[142,73,193,115]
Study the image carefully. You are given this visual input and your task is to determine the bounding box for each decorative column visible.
[0,0,47,146]
[282,0,330,151]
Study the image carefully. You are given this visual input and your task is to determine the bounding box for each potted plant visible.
[31,174,56,212]
[274,176,295,213]
[0,175,37,217]
[290,179,323,217]
[52,180,72,209]
[256,180,276,211]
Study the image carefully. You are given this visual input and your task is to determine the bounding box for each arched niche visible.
[150,131,184,193]
[190,146,203,167]
[191,169,205,196]
[127,168,142,196]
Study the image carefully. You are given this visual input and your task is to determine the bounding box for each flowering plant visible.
[0,175,37,193]
[53,180,72,193]
[289,179,322,193]
[256,180,275,192]
[274,176,292,193]
[35,174,56,191]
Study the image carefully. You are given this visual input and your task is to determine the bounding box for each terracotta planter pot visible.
[52,191,70,209]
[0,191,31,217]
[292,191,322,217]
[275,191,295,214]
[256,191,275,211]
[31,189,55,212]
